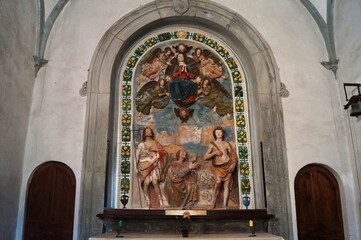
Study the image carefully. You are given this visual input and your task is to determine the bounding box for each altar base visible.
[89,233,284,240]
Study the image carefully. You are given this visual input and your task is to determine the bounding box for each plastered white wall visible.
[335,0,361,239]
[16,0,361,239]
[0,0,36,239]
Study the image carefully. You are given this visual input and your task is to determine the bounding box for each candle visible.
[249,220,253,227]
[118,220,123,227]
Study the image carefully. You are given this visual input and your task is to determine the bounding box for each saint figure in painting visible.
[165,150,199,208]
[204,126,237,208]
[136,127,167,207]
[169,53,198,104]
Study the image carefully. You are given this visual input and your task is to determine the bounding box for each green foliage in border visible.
[238,146,248,160]
[122,114,131,126]
[122,128,131,142]
[121,161,130,174]
[236,115,246,128]
[120,178,130,193]
[240,162,250,176]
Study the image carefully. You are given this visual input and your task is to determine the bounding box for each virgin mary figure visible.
[169,53,198,104]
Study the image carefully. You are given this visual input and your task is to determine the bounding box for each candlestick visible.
[116,220,124,238]
[249,220,256,237]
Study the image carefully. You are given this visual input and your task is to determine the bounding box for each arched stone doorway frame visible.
[79,1,291,239]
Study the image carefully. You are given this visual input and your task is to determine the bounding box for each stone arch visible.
[79,1,291,239]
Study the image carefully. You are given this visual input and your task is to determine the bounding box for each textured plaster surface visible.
[0,0,36,240]
[13,0,361,240]
[335,1,361,239]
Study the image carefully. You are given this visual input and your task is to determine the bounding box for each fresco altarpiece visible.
[115,29,255,211]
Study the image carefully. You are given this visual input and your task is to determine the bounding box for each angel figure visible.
[198,78,233,117]
[173,43,193,54]
[193,48,226,80]
[141,47,174,80]
[136,78,170,115]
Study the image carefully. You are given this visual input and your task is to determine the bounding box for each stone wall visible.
[0,0,36,239]
[335,1,361,239]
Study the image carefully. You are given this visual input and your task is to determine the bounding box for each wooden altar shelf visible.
[97,209,274,220]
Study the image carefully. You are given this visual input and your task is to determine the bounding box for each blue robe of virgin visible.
[169,65,197,101]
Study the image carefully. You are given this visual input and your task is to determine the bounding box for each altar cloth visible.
[89,232,284,240]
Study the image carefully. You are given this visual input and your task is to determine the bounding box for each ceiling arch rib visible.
[34,0,69,76]
[300,0,338,76]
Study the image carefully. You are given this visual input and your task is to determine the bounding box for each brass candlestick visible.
[249,220,256,237]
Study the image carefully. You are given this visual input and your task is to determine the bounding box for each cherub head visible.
[194,48,202,58]
[174,107,194,123]
[202,79,210,88]
[193,75,202,85]
[178,43,186,53]
[164,47,174,57]
[165,75,171,83]
[158,78,166,88]
[173,43,192,54]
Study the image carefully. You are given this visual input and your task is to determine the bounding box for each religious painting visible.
[116,29,253,210]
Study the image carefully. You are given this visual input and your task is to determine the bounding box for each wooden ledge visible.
[97,208,274,220]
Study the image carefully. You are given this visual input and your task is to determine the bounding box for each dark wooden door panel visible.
[24,162,76,240]
[295,165,345,240]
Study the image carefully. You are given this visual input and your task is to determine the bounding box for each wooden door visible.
[24,162,76,240]
[295,165,345,240]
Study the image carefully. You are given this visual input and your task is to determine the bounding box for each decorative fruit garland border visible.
[117,29,252,208]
